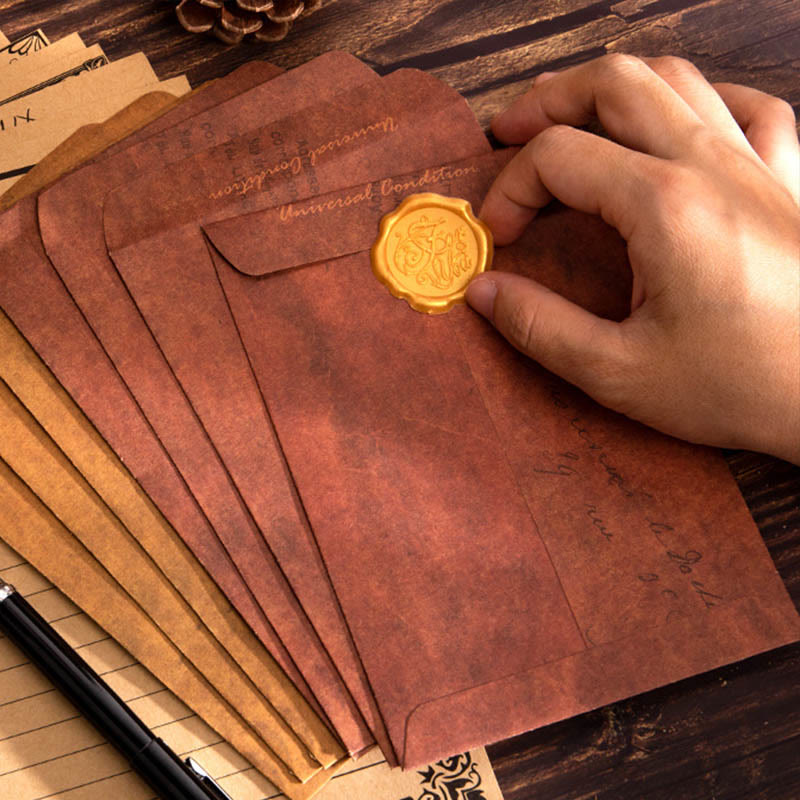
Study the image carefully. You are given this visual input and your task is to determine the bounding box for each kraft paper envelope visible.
[198,149,800,766]
[0,196,342,763]
[101,66,490,759]
[0,62,346,765]
[0,549,502,800]
[0,461,343,800]
[0,53,190,194]
[0,377,321,783]
[0,312,334,779]
[40,53,384,757]
[0,319,340,775]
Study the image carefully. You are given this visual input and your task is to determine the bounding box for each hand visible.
[466,54,800,464]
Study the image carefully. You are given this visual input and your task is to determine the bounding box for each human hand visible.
[466,54,800,464]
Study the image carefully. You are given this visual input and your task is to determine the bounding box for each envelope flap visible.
[104,67,488,254]
[203,150,516,276]
[403,594,800,767]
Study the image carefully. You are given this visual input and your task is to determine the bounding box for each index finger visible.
[493,53,704,159]
[480,124,654,245]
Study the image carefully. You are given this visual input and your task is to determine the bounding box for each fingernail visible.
[465,276,498,321]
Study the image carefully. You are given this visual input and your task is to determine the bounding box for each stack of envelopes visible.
[1,46,799,800]
[0,28,189,199]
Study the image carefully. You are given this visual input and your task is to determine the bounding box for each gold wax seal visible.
[371,192,493,314]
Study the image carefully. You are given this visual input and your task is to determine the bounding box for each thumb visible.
[465,272,632,403]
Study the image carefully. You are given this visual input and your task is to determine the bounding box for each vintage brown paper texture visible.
[41,52,385,757]
[0,307,338,773]
[101,64,490,759]
[0,52,189,193]
[21,56,349,761]
[0,91,180,209]
[0,84,344,767]
[0,30,48,68]
[0,377,323,782]
[0,40,107,108]
[0,57,341,764]
[0,465,344,800]
[0,31,8,48]
[0,544,503,800]
[202,149,800,766]
[0,339,325,782]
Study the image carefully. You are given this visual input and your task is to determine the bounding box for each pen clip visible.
[186,757,234,800]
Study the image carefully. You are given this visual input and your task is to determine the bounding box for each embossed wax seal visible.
[371,192,493,314]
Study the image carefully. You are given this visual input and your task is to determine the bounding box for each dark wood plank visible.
[0,1,798,797]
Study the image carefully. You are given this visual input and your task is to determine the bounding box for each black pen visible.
[0,578,233,800]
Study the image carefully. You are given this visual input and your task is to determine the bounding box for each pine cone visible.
[176,0,325,44]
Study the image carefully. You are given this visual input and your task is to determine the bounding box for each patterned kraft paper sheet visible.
[0,541,504,800]
[0,29,49,67]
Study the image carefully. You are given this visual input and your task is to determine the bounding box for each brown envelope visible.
[0,61,344,769]
[0,313,340,773]
[202,149,800,766]
[0,376,320,782]
[0,192,342,766]
[0,460,343,800]
[102,66,492,760]
[40,53,383,756]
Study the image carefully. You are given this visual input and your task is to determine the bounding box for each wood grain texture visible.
[0,1,797,798]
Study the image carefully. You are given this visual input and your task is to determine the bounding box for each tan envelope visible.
[0,357,320,782]
[0,59,343,769]
[0,459,343,800]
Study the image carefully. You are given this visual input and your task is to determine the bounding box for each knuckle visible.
[650,55,700,81]
[599,52,648,81]
[504,295,542,356]
[647,160,693,201]
[763,95,796,125]
[530,124,573,157]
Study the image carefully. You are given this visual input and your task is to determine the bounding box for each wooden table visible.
[1,1,798,797]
